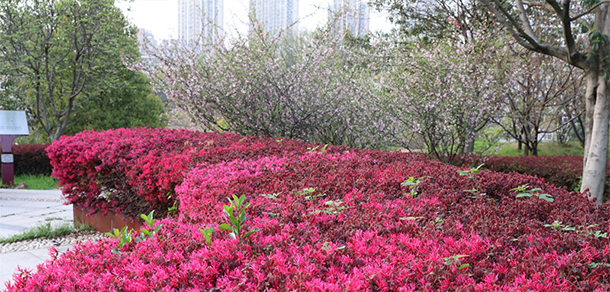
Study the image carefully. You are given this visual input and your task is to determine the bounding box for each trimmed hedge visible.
[46,128,348,218]
[0,144,52,177]
[8,129,610,290]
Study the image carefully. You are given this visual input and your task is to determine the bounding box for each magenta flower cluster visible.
[8,128,609,290]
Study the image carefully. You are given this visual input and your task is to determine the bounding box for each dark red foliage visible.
[461,155,610,200]
[0,144,52,177]
[12,129,608,291]
[46,128,347,218]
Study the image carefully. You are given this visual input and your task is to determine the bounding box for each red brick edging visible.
[73,205,143,233]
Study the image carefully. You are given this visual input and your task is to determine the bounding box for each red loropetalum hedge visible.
[0,144,52,177]
[46,128,347,218]
[461,155,610,200]
[10,129,609,290]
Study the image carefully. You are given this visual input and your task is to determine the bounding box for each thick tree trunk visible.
[580,71,609,204]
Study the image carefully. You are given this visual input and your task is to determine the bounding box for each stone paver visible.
[0,189,73,290]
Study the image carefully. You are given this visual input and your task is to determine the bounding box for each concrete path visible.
[0,189,73,290]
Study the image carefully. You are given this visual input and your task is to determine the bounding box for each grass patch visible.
[0,222,93,244]
[478,141,585,156]
[8,174,58,190]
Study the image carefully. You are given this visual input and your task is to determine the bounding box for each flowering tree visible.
[145,26,392,148]
[472,0,610,203]
[380,39,504,163]
[376,0,610,204]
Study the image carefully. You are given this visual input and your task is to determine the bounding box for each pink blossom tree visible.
[379,39,504,163]
[141,25,392,148]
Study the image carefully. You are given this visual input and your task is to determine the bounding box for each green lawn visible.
[1,174,58,190]
[478,141,584,156]
[0,222,94,244]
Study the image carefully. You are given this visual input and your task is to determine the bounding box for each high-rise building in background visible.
[137,28,157,64]
[249,0,298,35]
[178,0,224,44]
[329,0,369,36]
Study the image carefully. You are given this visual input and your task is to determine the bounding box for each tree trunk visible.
[583,71,598,166]
[531,142,538,156]
[580,71,609,204]
[464,136,475,154]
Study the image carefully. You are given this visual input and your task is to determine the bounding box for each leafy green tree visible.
[0,0,139,141]
[370,0,496,43]
[64,69,167,136]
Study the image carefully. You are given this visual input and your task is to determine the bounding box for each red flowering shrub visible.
[46,128,347,218]
[46,128,241,218]
[10,146,610,291]
[0,144,52,176]
[461,155,610,200]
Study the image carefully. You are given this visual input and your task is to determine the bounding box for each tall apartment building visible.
[137,28,157,64]
[178,0,224,44]
[249,0,298,35]
[329,0,369,36]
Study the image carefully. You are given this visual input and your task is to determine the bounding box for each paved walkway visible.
[0,189,74,290]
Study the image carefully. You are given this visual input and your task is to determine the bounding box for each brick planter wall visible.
[73,205,142,233]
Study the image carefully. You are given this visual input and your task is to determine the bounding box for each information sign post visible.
[0,111,29,186]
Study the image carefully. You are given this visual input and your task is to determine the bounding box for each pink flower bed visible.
[8,129,608,290]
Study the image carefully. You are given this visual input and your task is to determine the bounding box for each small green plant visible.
[589,262,610,269]
[297,188,328,201]
[401,176,424,198]
[543,220,607,238]
[106,226,133,253]
[307,144,328,154]
[136,211,162,242]
[574,176,583,193]
[457,164,483,179]
[298,187,316,196]
[434,217,443,226]
[218,195,260,242]
[314,200,346,215]
[589,230,608,239]
[442,254,470,270]
[321,241,346,251]
[198,226,214,246]
[305,193,327,201]
[512,184,554,202]
[106,211,162,253]
[260,192,281,200]
[168,201,179,216]
[544,221,576,231]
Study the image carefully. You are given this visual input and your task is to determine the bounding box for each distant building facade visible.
[249,0,298,34]
[137,28,157,64]
[178,0,224,44]
[329,0,369,36]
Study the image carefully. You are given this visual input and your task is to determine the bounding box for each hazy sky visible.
[116,0,394,41]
